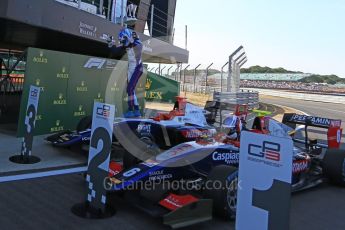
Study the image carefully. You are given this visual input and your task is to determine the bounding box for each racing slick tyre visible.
[323,149,345,186]
[123,136,160,169]
[204,165,238,220]
[76,116,92,133]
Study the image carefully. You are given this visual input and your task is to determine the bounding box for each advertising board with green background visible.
[145,72,180,103]
[18,48,146,137]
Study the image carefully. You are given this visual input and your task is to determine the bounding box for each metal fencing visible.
[213,91,259,110]
[149,46,259,113]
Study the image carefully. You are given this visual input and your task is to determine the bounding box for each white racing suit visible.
[109,28,143,115]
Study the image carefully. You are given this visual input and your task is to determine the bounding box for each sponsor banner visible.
[212,151,239,165]
[180,129,216,139]
[141,159,159,168]
[145,72,179,103]
[17,48,146,136]
[236,131,293,230]
[292,160,310,174]
[284,113,341,128]
[136,123,151,134]
[156,143,196,161]
[159,194,199,211]
[148,170,173,181]
[18,49,69,136]
[86,102,115,211]
[21,85,41,156]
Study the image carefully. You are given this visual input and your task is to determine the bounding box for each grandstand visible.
[240,73,311,81]
[206,72,311,86]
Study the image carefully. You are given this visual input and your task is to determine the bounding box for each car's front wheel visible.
[204,165,238,220]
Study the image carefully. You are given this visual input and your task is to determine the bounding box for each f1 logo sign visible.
[84,58,106,69]
[249,141,281,161]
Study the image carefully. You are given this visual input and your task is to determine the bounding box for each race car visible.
[103,113,345,228]
[46,97,218,166]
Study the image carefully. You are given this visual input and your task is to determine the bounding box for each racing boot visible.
[133,110,141,117]
[133,105,141,117]
[124,110,135,118]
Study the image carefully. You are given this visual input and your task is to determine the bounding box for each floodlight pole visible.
[107,0,111,19]
[167,66,173,78]
[239,59,247,67]
[221,61,229,92]
[183,64,190,91]
[99,0,104,15]
[234,52,246,64]
[205,62,213,93]
[160,66,166,76]
[121,0,125,26]
[234,56,246,92]
[237,58,247,66]
[150,5,154,36]
[179,63,183,82]
[228,46,244,92]
[237,57,247,66]
[185,25,188,50]
[174,66,180,81]
[193,64,201,93]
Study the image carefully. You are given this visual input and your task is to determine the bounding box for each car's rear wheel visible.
[123,136,160,169]
[204,165,238,220]
[323,149,345,186]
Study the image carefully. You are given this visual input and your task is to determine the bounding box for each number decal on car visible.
[123,168,141,177]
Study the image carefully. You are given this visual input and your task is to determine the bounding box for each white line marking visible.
[0,166,87,183]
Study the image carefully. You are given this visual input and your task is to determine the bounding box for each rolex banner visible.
[145,72,180,103]
[17,47,146,137]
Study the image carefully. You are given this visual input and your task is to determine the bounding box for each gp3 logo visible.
[97,105,111,118]
[248,141,281,162]
[30,89,39,98]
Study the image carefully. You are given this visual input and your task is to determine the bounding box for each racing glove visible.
[107,36,116,48]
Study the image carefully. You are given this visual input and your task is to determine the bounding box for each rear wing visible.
[282,113,341,129]
[282,113,342,149]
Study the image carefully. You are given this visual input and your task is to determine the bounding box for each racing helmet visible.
[223,115,241,139]
[118,28,132,47]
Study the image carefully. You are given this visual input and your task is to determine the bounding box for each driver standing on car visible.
[108,27,143,118]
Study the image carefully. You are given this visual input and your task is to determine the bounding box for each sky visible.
[172,0,345,77]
